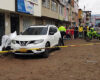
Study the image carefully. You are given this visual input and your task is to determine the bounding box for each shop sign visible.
[16,0,35,15]
[26,0,38,4]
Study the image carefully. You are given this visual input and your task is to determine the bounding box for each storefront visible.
[10,13,20,34]
[0,13,5,45]
[23,16,35,30]
[15,0,36,31]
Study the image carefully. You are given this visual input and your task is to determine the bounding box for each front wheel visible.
[42,43,50,58]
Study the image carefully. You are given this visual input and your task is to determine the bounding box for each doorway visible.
[0,13,5,45]
[10,14,19,34]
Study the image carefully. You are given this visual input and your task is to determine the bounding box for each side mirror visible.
[49,32,55,35]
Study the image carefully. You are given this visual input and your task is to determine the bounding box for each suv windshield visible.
[22,27,48,35]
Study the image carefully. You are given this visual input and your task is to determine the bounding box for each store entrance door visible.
[10,14,19,34]
[0,13,5,45]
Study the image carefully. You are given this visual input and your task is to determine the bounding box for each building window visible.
[59,5,63,16]
[51,0,57,12]
[42,0,50,8]
[60,0,66,5]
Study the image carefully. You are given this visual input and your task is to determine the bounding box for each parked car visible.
[11,25,62,58]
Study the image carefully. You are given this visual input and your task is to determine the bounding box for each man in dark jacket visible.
[74,26,78,39]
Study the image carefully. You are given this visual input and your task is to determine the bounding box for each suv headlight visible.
[12,40,16,44]
[34,39,44,44]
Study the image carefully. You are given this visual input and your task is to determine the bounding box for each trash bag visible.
[0,31,17,51]
[9,31,17,40]
[0,46,2,51]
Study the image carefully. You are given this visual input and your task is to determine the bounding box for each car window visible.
[49,27,57,33]
[22,27,48,35]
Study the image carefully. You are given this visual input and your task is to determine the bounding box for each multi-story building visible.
[78,9,83,26]
[0,0,41,34]
[41,0,65,26]
[73,0,79,26]
[83,11,91,26]
[66,0,79,27]
[78,9,92,27]
[91,14,100,27]
[0,0,42,44]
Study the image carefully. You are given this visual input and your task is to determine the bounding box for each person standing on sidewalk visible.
[83,26,87,39]
[66,27,71,40]
[74,26,78,39]
[70,27,74,40]
[58,26,66,45]
[78,26,83,38]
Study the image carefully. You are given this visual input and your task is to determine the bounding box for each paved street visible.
[0,39,100,80]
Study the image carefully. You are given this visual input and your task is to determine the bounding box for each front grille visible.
[16,41,20,44]
[16,41,28,46]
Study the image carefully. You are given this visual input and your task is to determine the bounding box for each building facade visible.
[0,0,41,44]
[91,14,100,27]
[0,0,79,44]
[78,9,84,26]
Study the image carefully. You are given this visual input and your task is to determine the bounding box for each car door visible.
[48,27,55,47]
[52,26,59,45]
[48,26,58,46]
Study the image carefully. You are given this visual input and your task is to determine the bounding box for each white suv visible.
[11,25,61,58]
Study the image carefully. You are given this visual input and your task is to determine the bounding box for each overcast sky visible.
[79,0,100,14]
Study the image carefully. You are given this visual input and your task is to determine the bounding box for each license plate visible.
[19,48,27,52]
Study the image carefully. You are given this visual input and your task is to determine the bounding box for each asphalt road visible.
[0,39,100,80]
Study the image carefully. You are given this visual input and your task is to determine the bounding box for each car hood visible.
[13,35,47,41]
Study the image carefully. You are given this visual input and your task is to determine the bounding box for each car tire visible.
[42,43,50,58]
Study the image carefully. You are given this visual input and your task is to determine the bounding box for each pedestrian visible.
[70,27,74,40]
[87,26,89,32]
[74,26,78,39]
[83,26,87,39]
[78,25,83,38]
[66,27,71,40]
[58,26,66,46]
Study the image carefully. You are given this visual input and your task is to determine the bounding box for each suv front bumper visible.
[11,43,46,55]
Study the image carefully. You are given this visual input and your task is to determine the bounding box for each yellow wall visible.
[78,9,83,19]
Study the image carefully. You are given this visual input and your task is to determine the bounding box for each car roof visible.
[30,25,56,28]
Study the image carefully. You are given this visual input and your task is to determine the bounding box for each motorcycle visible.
[86,28,100,41]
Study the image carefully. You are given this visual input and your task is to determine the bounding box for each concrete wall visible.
[0,0,15,11]
[5,13,11,35]
[74,1,78,14]
[0,0,42,17]
[42,7,58,19]
[34,0,42,17]
[22,15,36,31]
